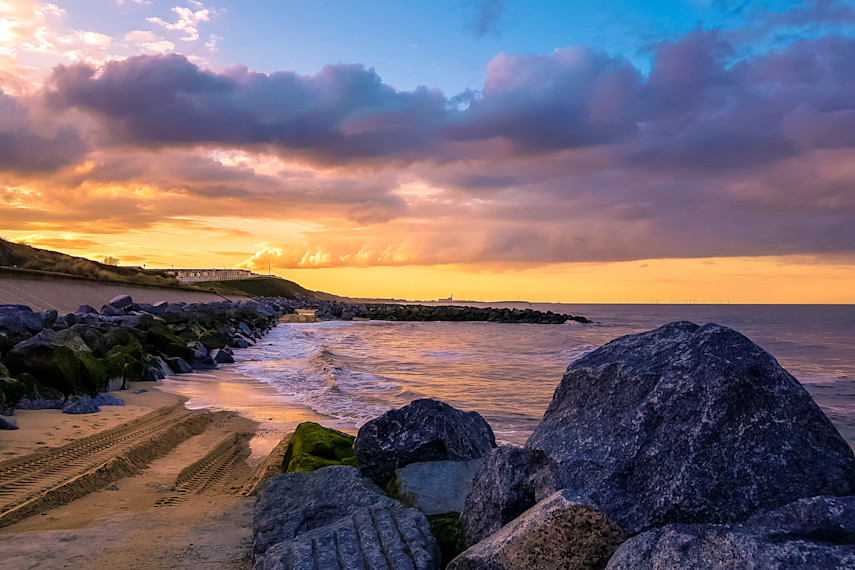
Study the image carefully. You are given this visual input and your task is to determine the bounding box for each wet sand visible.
[158,367,355,465]
[0,368,338,569]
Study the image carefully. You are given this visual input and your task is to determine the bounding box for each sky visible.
[1,0,855,303]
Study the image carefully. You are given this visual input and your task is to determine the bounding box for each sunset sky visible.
[2,0,855,302]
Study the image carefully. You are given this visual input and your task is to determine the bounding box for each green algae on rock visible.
[282,422,357,473]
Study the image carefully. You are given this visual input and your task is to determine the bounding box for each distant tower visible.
[450,293,453,300]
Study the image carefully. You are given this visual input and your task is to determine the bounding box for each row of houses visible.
[162,268,266,283]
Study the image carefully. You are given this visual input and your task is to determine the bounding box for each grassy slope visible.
[192,277,340,300]
[0,238,183,288]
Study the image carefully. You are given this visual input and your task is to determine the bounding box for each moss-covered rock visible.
[199,329,229,350]
[5,340,84,396]
[103,344,147,386]
[76,351,108,394]
[0,376,27,413]
[142,322,194,360]
[282,422,357,473]
[427,512,467,568]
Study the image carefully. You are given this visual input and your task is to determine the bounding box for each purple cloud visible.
[0,92,86,172]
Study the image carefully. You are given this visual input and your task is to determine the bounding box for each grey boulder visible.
[388,458,484,516]
[449,489,626,570]
[607,495,855,569]
[108,294,133,309]
[62,396,100,414]
[354,398,496,488]
[526,321,855,534]
[256,505,439,570]
[253,466,440,569]
[461,446,557,545]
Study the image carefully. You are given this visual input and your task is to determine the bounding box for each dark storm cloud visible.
[0,92,86,172]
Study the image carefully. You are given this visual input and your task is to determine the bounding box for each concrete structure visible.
[162,268,262,283]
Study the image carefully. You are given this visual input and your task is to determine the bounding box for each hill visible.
[0,238,182,288]
[192,277,339,300]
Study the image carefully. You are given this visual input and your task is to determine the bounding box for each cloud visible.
[763,0,855,26]
[470,0,504,37]
[4,23,855,270]
[147,1,212,42]
[0,91,86,171]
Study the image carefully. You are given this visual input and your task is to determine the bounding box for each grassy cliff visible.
[0,238,182,288]
[192,277,338,300]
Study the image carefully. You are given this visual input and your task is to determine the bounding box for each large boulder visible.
[354,398,497,488]
[256,504,440,570]
[281,422,357,472]
[449,489,626,570]
[108,294,133,309]
[253,466,440,570]
[607,495,855,569]
[527,321,855,535]
[5,331,90,396]
[461,446,557,545]
[388,458,484,515]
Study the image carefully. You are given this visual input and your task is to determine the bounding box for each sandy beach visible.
[0,369,334,569]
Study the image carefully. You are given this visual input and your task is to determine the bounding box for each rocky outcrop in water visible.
[354,398,497,489]
[526,321,855,535]
[293,298,590,324]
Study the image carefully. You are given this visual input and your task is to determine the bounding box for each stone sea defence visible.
[253,321,855,569]
[0,295,291,414]
[293,298,590,324]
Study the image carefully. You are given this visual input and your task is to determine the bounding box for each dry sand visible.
[0,383,186,460]
[0,375,316,569]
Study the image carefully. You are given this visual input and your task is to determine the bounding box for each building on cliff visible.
[163,268,264,283]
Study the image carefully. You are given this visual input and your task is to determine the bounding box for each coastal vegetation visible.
[0,238,181,288]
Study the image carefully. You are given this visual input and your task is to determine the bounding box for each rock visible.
[282,422,357,472]
[100,304,125,317]
[256,504,440,570]
[253,466,397,556]
[354,399,497,488]
[134,389,148,394]
[108,294,133,309]
[77,304,97,314]
[91,393,125,406]
[62,396,101,414]
[461,446,557,545]
[213,348,235,364]
[190,354,217,370]
[0,416,19,430]
[199,329,229,350]
[448,489,627,570]
[607,495,855,569]
[388,458,484,515]
[142,356,172,381]
[526,321,855,534]
[6,331,90,396]
[16,397,64,410]
[164,357,193,374]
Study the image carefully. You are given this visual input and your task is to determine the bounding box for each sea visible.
[162,304,855,451]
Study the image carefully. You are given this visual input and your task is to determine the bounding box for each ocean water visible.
[229,304,855,446]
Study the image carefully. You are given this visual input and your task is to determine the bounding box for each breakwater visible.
[0,295,291,415]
